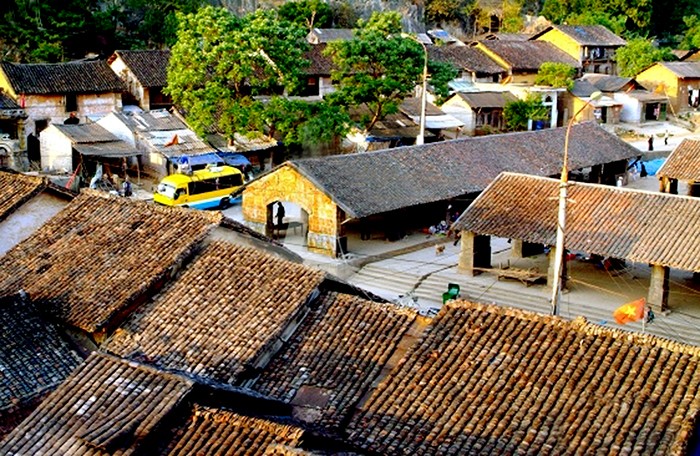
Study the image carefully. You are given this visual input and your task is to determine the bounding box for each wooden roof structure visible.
[0,60,125,95]
[281,122,639,219]
[476,41,581,71]
[427,45,506,75]
[0,192,221,336]
[251,292,416,430]
[0,352,194,455]
[104,240,325,385]
[657,139,700,182]
[453,172,700,272]
[348,300,700,455]
[531,25,627,46]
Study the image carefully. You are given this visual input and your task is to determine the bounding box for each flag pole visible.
[642,307,647,334]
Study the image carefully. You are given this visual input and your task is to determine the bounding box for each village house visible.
[38,122,139,177]
[108,49,172,111]
[531,25,627,75]
[427,45,506,83]
[0,92,27,169]
[453,172,700,311]
[568,79,622,125]
[635,61,700,115]
[441,91,517,135]
[0,170,72,256]
[240,122,638,257]
[471,40,581,85]
[657,139,700,196]
[0,60,125,165]
[296,43,335,99]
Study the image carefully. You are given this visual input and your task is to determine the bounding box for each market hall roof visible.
[284,122,639,219]
[0,60,125,95]
[104,241,325,386]
[109,49,171,87]
[250,292,416,430]
[658,139,700,182]
[0,294,82,432]
[453,172,700,272]
[0,352,194,455]
[427,45,506,75]
[0,192,222,336]
[348,300,700,455]
[475,40,581,71]
[0,170,45,222]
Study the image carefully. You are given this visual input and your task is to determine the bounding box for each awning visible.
[169,152,223,167]
[74,142,141,157]
[217,152,251,167]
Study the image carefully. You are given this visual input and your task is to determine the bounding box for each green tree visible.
[680,15,700,49]
[166,6,309,142]
[615,37,676,77]
[279,0,333,31]
[326,12,427,132]
[565,11,627,35]
[503,95,548,131]
[428,61,459,104]
[534,63,576,90]
[501,0,525,33]
[541,0,652,35]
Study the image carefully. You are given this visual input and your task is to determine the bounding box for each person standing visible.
[648,135,654,151]
[664,129,669,146]
[276,202,285,227]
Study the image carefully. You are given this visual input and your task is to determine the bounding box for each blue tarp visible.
[217,152,251,167]
[170,153,223,167]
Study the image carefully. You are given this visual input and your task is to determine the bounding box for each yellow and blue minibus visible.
[153,165,244,210]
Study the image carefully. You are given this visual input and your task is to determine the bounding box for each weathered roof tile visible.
[0,60,125,94]
[111,49,170,87]
[658,139,700,181]
[0,170,45,222]
[478,41,581,71]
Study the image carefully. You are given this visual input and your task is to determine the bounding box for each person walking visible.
[664,129,669,146]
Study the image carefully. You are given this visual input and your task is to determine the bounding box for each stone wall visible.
[23,93,122,137]
[242,165,341,256]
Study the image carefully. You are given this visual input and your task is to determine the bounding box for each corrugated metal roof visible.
[657,139,700,181]
[0,60,125,94]
[282,122,639,219]
[453,172,700,272]
[73,142,141,157]
[622,90,669,102]
[111,49,170,87]
[113,109,187,132]
[307,28,354,43]
[53,123,119,143]
[455,91,517,108]
[478,41,581,71]
[659,61,700,78]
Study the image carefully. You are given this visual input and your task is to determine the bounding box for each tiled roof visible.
[427,46,506,75]
[0,192,221,335]
[477,41,581,71]
[658,61,700,78]
[53,123,121,143]
[0,294,82,414]
[0,352,194,455]
[0,60,125,94]
[111,49,170,87]
[399,97,449,116]
[481,32,531,41]
[571,79,598,97]
[0,170,45,222]
[165,405,304,455]
[453,172,700,272]
[251,292,416,429]
[454,91,517,108]
[533,25,626,46]
[581,74,637,92]
[285,122,639,218]
[348,300,700,455]
[0,92,20,109]
[104,240,325,385]
[303,44,334,75]
[658,139,700,181]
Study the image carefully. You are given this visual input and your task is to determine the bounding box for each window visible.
[65,94,78,112]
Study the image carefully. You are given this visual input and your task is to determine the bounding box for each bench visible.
[496,267,543,287]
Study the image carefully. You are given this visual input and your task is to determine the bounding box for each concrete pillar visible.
[648,264,670,311]
[458,231,491,277]
[547,246,567,289]
[512,240,545,258]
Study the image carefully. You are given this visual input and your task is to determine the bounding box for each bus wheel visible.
[219,198,230,210]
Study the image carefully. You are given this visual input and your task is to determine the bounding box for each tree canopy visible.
[615,37,676,77]
[534,63,577,90]
[278,0,333,31]
[503,96,549,131]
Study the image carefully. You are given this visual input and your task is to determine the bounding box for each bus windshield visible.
[157,182,177,199]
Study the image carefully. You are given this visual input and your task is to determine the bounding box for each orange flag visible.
[613,298,646,325]
[164,134,179,147]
